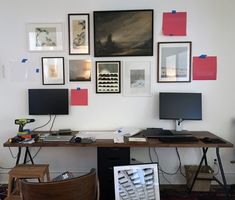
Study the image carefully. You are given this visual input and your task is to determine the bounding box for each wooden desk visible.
[3,131,233,200]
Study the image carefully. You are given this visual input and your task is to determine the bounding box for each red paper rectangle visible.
[162,12,187,36]
[71,89,88,106]
[193,56,217,80]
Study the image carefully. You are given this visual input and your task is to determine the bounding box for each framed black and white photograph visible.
[94,9,153,57]
[27,23,63,51]
[42,57,65,85]
[68,14,90,55]
[157,42,192,83]
[96,61,121,93]
[123,61,152,96]
[113,164,160,200]
[69,59,91,82]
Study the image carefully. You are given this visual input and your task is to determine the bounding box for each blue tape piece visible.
[36,68,40,73]
[172,10,176,14]
[199,54,207,58]
[21,58,28,63]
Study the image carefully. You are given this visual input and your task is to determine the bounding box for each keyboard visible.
[159,136,199,143]
[143,128,191,138]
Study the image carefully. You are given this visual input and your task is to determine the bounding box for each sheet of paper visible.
[77,130,117,139]
[193,56,217,80]
[71,89,88,106]
[162,12,187,36]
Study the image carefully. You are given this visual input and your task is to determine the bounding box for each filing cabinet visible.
[97,147,130,200]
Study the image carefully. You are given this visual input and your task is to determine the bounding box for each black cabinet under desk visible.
[97,147,130,200]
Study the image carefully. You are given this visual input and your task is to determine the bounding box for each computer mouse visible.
[74,137,82,143]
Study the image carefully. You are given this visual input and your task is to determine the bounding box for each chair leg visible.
[7,175,13,197]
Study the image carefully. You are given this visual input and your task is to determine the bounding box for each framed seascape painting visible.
[96,61,121,93]
[114,164,160,200]
[94,9,153,57]
[27,23,63,51]
[157,42,192,83]
[123,61,152,96]
[42,57,65,85]
[68,14,90,55]
[69,59,91,82]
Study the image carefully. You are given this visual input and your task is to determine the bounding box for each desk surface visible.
[3,131,233,148]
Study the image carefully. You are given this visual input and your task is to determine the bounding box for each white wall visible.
[0,0,235,184]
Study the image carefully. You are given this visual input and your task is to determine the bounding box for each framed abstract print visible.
[96,61,121,93]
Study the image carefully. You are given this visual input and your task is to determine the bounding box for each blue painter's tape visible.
[21,58,28,63]
[199,54,207,58]
[172,10,176,14]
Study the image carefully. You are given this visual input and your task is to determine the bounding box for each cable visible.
[8,147,18,159]
[32,115,52,131]
[49,115,57,132]
[175,148,186,177]
[25,147,42,164]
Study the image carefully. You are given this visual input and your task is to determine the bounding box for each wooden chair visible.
[20,168,99,200]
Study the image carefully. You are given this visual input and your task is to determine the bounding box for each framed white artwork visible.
[27,23,63,51]
[123,61,152,96]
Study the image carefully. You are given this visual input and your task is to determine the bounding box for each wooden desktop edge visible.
[3,131,233,148]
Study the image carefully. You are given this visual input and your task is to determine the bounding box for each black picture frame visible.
[157,41,192,83]
[41,57,65,85]
[94,9,153,57]
[96,61,121,93]
[68,13,90,55]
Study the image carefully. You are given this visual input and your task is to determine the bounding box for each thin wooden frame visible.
[157,41,192,83]
[27,23,63,51]
[94,9,153,57]
[69,59,91,82]
[123,61,152,96]
[42,57,65,85]
[96,61,121,93]
[68,14,90,55]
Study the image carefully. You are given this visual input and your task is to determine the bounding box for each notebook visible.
[43,135,73,142]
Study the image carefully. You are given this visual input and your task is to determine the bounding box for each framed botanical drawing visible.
[157,41,192,83]
[42,57,65,85]
[96,61,121,93]
[27,23,63,51]
[94,9,153,57]
[69,59,91,82]
[123,61,152,96]
[68,14,90,55]
[114,163,160,200]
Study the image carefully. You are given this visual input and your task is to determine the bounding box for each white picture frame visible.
[113,163,160,200]
[27,23,64,51]
[123,61,152,96]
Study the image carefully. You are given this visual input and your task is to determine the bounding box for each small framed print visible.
[96,61,121,93]
[123,61,152,96]
[27,23,63,51]
[157,41,192,83]
[68,14,90,55]
[69,59,91,82]
[42,57,65,85]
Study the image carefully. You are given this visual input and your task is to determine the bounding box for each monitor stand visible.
[175,119,183,132]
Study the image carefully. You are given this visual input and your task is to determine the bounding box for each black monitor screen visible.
[28,89,69,115]
[159,92,202,120]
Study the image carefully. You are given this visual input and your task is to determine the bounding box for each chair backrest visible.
[20,168,98,200]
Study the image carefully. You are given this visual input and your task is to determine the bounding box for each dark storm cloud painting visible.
[94,10,153,57]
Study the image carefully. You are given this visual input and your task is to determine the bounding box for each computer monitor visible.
[159,92,202,131]
[28,89,69,115]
